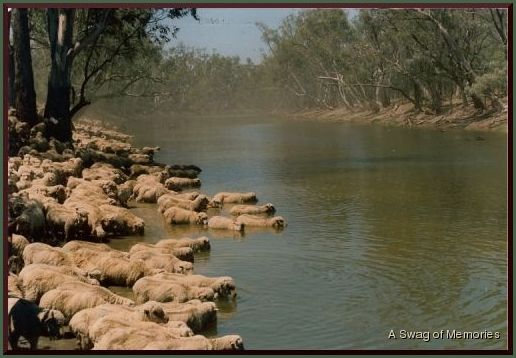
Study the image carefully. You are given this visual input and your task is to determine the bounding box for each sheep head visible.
[192,287,215,302]
[140,301,169,324]
[271,216,286,229]
[38,309,66,339]
[265,203,276,214]
[197,212,209,226]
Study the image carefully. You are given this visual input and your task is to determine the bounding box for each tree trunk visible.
[381,87,390,107]
[12,9,37,125]
[9,44,15,107]
[44,9,75,142]
[337,82,351,109]
[413,81,422,111]
[469,92,485,112]
[417,9,486,111]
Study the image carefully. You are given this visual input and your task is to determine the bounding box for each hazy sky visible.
[166,9,301,63]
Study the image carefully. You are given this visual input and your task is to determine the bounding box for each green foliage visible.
[153,46,278,113]
[27,8,508,117]
[257,8,507,112]
[29,8,197,112]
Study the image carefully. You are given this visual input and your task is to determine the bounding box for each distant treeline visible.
[21,8,507,133]
[118,9,508,115]
[257,9,507,113]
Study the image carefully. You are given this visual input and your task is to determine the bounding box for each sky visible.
[165,9,301,63]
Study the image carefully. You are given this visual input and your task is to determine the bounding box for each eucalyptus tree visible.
[12,8,38,125]
[258,8,507,114]
[25,8,197,141]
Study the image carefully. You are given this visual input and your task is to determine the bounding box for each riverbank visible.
[288,99,508,133]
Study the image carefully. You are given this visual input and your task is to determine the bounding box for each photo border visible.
[2,2,512,356]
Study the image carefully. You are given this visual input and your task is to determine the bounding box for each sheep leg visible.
[8,331,20,350]
[28,336,39,350]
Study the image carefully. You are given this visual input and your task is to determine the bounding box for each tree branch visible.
[67,9,111,60]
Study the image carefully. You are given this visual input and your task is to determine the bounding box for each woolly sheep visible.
[207,216,244,232]
[19,264,99,303]
[39,281,134,320]
[236,214,286,229]
[133,276,215,304]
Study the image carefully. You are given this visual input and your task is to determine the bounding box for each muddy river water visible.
[44,113,508,350]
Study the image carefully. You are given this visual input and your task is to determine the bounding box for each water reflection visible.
[98,112,506,349]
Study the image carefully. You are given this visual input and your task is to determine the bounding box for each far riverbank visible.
[287,99,508,133]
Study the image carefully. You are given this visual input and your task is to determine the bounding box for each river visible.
[45,112,508,350]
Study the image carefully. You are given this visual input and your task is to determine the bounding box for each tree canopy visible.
[10,7,508,142]
[257,9,507,113]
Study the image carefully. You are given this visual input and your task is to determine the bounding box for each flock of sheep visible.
[7,114,286,350]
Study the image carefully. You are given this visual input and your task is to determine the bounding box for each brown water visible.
[57,113,509,350]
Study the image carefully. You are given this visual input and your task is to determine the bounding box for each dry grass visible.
[290,97,508,133]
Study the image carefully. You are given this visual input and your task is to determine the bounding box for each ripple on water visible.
[98,114,507,350]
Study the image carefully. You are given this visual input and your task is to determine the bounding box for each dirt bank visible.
[288,99,508,133]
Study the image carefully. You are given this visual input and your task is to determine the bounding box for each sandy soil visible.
[287,99,508,133]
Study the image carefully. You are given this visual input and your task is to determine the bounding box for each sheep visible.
[159,300,217,333]
[165,165,201,179]
[146,335,244,350]
[132,181,170,203]
[207,216,244,232]
[8,256,24,275]
[236,214,286,229]
[93,330,243,350]
[136,173,165,184]
[31,172,59,187]
[9,156,23,171]
[71,248,150,287]
[19,184,67,203]
[63,201,106,240]
[129,243,195,263]
[129,164,166,179]
[140,146,160,156]
[164,177,201,191]
[85,137,132,155]
[8,273,24,298]
[74,121,132,142]
[99,204,145,236]
[23,243,75,267]
[19,192,58,215]
[90,316,192,347]
[66,177,119,203]
[230,203,276,216]
[130,250,193,274]
[128,153,151,165]
[152,273,236,299]
[8,194,29,220]
[48,157,83,179]
[39,281,134,321]
[212,192,257,205]
[69,302,170,350]
[10,234,29,257]
[45,202,89,241]
[117,180,136,206]
[157,191,199,205]
[14,200,46,242]
[15,172,33,191]
[8,297,66,350]
[89,323,184,350]
[133,276,215,304]
[162,207,208,226]
[158,194,209,213]
[82,163,128,185]
[154,236,211,253]
[18,264,100,303]
[65,182,116,207]
[62,240,129,258]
